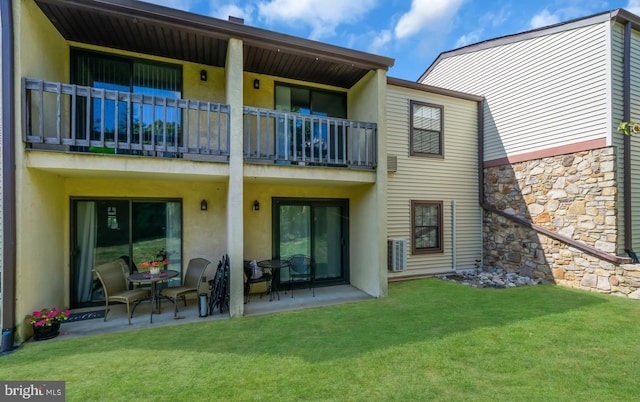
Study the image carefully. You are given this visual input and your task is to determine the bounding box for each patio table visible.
[128,270,179,323]
[257,259,291,301]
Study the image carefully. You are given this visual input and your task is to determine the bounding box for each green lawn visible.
[2,279,640,401]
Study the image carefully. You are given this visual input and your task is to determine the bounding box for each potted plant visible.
[140,250,169,275]
[24,307,70,341]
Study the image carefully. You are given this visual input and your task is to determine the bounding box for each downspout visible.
[1,0,16,353]
[623,21,632,251]
[451,200,456,271]
[477,99,485,266]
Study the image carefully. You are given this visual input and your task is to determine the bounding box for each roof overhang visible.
[34,0,394,88]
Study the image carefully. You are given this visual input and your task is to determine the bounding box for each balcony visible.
[22,78,230,160]
[243,107,377,169]
[22,79,377,170]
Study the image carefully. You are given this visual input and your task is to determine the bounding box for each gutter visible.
[1,0,16,353]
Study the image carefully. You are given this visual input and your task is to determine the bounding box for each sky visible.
[142,0,640,81]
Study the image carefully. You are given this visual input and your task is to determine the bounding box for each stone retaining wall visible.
[483,147,640,298]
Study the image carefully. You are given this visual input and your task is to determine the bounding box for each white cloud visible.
[530,9,561,28]
[627,0,640,15]
[210,3,255,24]
[482,6,511,28]
[368,30,392,53]
[454,30,482,48]
[394,0,465,39]
[256,0,378,40]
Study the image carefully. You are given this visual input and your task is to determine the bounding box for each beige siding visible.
[423,23,610,162]
[612,22,627,253]
[386,84,481,277]
[613,22,640,255]
[629,27,640,254]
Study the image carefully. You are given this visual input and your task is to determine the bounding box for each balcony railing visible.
[243,106,377,168]
[21,78,377,169]
[22,78,230,159]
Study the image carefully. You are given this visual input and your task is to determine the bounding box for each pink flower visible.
[25,307,70,327]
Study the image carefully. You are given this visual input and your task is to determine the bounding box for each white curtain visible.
[76,202,97,302]
[165,202,182,284]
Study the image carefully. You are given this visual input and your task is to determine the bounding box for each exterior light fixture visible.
[200,70,207,81]
[253,200,260,211]
[253,79,260,89]
[200,200,208,211]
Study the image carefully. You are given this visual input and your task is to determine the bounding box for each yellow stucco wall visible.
[18,0,67,82]
[14,169,66,342]
[242,72,350,112]
[243,182,372,277]
[13,0,68,342]
[14,170,228,342]
[12,0,388,339]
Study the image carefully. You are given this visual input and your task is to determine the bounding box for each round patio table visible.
[257,259,291,301]
[128,270,179,323]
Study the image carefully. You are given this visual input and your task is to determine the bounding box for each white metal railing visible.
[243,106,377,168]
[22,78,230,158]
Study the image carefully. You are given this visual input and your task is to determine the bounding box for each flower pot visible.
[33,320,61,341]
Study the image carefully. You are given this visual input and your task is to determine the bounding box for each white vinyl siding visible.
[423,23,610,162]
[386,84,481,276]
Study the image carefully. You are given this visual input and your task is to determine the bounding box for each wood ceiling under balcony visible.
[34,0,394,88]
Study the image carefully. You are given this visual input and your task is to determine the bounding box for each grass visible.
[2,279,640,401]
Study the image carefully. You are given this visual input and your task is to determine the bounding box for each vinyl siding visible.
[612,22,627,253]
[386,84,481,276]
[628,26,640,253]
[612,22,640,255]
[423,22,610,162]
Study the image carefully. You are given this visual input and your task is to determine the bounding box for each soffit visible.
[34,0,394,88]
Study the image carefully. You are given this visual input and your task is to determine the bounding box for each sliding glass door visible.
[71,198,182,307]
[274,199,349,287]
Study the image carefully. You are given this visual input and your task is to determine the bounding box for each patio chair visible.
[209,255,230,314]
[243,259,272,303]
[92,259,150,325]
[159,257,211,317]
[288,254,314,298]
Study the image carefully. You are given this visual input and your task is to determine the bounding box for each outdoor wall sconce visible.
[200,69,207,81]
[253,200,260,211]
[253,79,260,89]
[200,199,208,211]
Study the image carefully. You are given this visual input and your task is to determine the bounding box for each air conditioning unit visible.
[387,238,407,272]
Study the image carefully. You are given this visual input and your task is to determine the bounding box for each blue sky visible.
[143,0,640,81]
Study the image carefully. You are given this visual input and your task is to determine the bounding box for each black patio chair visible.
[288,254,314,298]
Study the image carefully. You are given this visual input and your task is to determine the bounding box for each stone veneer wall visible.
[483,147,640,298]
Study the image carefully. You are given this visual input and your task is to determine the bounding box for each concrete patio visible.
[55,285,372,340]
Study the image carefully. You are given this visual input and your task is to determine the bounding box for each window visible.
[71,198,182,307]
[274,83,347,161]
[71,49,182,150]
[410,101,443,157]
[411,200,443,254]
